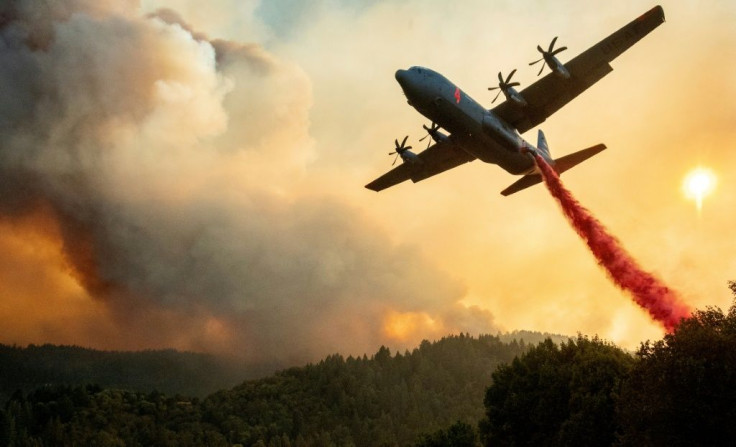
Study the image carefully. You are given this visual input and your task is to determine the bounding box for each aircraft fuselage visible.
[395,66,546,175]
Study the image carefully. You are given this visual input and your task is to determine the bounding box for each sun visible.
[683,167,716,213]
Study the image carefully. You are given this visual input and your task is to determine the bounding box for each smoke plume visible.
[0,0,494,366]
[534,154,691,331]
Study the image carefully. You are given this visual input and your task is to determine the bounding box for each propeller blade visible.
[390,135,412,164]
[529,58,543,66]
[508,82,520,88]
[505,69,517,84]
[549,36,558,52]
[420,122,440,145]
[537,44,544,53]
[497,71,504,83]
[488,86,499,91]
[537,63,545,76]
[422,123,437,133]
[550,47,567,56]
[492,89,502,103]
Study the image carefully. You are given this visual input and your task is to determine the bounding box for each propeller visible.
[488,70,520,103]
[529,36,568,76]
[419,122,441,149]
[388,135,413,166]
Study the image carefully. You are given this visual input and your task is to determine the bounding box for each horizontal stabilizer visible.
[500,143,606,196]
[553,143,606,174]
[501,173,543,196]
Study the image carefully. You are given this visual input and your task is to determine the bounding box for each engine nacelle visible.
[431,131,449,144]
[401,150,421,164]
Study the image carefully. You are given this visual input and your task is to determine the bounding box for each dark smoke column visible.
[534,154,691,332]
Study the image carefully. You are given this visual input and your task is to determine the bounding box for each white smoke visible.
[0,0,494,366]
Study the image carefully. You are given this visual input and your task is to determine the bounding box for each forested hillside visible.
[0,331,566,407]
[3,302,736,447]
[202,334,530,446]
[0,344,246,403]
[0,333,546,446]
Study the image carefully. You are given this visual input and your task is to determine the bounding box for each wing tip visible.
[639,5,665,24]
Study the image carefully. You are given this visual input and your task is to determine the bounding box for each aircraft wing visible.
[365,140,476,191]
[492,5,665,134]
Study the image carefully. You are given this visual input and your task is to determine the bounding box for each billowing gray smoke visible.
[0,0,495,366]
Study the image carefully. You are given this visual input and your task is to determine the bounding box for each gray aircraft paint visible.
[366,5,665,195]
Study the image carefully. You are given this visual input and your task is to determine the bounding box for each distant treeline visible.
[0,344,248,403]
[0,331,562,446]
[0,330,566,407]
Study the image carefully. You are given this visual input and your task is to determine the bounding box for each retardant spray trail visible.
[533,154,691,332]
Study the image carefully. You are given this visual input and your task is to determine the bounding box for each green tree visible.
[616,288,736,446]
[480,336,634,447]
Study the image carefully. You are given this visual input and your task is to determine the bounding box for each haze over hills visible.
[0,344,246,404]
[0,330,569,407]
[1,333,545,445]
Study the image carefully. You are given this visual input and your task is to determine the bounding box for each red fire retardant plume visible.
[534,154,691,332]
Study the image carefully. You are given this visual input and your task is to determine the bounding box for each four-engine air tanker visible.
[366,6,665,195]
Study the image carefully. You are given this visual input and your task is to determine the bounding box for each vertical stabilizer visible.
[536,129,551,158]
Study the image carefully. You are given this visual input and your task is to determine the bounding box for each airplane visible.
[366,5,665,196]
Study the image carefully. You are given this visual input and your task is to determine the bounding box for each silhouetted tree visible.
[480,336,634,447]
[616,289,736,446]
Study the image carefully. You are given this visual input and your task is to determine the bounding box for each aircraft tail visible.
[536,129,551,160]
[501,142,606,196]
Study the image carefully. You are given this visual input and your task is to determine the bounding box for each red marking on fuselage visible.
[454,87,461,104]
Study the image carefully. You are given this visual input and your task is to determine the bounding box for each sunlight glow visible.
[683,167,716,213]
[383,310,437,342]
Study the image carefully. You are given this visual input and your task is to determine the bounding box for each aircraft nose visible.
[395,69,408,84]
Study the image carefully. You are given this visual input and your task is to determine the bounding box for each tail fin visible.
[536,129,551,159]
[501,143,606,196]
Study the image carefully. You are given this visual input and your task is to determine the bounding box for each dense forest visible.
[0,330,565,408]
[0,332,555,446]
[3,287,736,446]
[0,344,248,403]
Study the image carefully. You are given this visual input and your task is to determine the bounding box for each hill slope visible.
[0,344,246,402]
[0,333,563,446]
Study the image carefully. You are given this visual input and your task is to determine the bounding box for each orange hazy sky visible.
[0,0,734,365]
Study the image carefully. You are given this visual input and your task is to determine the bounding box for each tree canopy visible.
[480,283,736,447]
[617,287,736,446]
[479,335,634,447]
